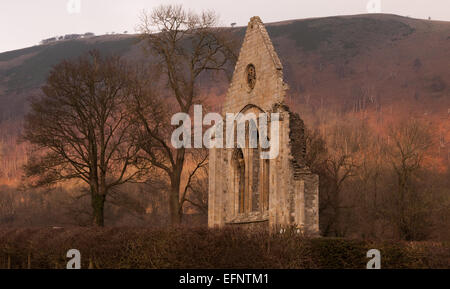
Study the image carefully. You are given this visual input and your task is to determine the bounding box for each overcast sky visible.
[1,0,449,53]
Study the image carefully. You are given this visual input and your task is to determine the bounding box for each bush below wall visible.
[0,227,448,269]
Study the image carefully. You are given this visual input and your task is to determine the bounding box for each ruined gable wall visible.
[223,17,286,115]
[209,17,319,235]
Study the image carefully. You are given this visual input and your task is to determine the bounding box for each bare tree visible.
[180,150,209,216]
[22,51,148,226]
[385,119,433,240]
[308,124,359,237]
[0,186,16,224]
[136,5,236,225]
[0,142,2,179]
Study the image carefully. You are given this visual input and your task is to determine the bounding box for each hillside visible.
[0,13,449,182]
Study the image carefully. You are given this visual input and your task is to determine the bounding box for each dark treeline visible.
[298,108,450,241]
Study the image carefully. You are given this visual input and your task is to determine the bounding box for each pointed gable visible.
[223,16,288,114]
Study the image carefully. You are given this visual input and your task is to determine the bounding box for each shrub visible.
[0,227,448,269]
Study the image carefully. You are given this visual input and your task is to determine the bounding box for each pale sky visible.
[1,0,450,53]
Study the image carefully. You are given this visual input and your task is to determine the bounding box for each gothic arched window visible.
[250,121,260,212]
[234,149,246,214]
[233,115,270,216]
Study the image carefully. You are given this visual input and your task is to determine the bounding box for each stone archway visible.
[231,107,270,217]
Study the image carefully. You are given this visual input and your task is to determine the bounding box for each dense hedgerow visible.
[0,227,448,269]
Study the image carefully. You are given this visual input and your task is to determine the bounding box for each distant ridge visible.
[0,13,449,181]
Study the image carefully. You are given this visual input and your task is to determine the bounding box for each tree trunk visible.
[169,175,182,226]
[92,193,106,227]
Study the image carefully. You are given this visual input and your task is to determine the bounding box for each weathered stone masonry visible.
[208,16,319,235]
